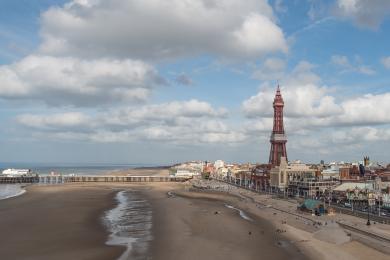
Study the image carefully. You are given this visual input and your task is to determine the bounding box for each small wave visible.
[103,190,153,260]
[0,184,27,200]
[225,204,253,222]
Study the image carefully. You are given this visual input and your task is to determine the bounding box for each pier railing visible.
[0,175,191,184]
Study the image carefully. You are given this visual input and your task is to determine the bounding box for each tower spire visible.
[269,85,287,166]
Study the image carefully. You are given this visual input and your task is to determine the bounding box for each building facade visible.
[270,157,316,190]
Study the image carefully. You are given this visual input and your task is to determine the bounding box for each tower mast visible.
[269,85,288,166]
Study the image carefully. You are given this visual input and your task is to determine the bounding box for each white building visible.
[322,165,340,180]
[175,169,198,177]
[214,160,225,170]
[2,168,32,177]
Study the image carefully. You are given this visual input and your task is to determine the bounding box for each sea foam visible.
[0,184,26,200]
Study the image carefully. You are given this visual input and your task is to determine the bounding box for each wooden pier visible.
[0,176,39,184]
[0,175,191,184]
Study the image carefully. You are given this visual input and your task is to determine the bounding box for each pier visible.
[0,176,39,184]
[0,175,191,184]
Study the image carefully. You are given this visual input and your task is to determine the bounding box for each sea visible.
[104,190,153,260]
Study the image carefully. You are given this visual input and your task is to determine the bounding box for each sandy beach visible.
[0,177,389,260]
[0,184,125,260]
[146,183,305,260]
[0,181,305,260]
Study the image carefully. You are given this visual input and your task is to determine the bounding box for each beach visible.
[0,181,305,260]
[0,177,389,260]
[147,183,305,260]
[0,184,124,260]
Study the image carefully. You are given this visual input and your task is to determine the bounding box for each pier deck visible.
[0,175,191,184]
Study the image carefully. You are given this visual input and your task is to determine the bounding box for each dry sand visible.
[145,183,306,260]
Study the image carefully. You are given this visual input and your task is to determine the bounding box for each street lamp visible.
[366,189,371,226]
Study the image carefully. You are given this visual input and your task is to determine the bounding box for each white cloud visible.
[244,61,341,118]
[334,0,390,29]
[337,93,390,125]
[244,86,390,128]
[39,0,287,60]
[243,84,341,119]
[17,112,91,130]
[252,57,286,81]
[16,99,244,144]
[0,55,162,106]
[381,56,390,69]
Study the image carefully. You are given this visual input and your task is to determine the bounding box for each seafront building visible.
[269,157,339,197]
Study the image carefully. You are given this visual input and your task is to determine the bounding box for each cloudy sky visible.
[1,0,390,165]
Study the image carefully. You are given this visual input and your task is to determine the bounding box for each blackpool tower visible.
[269,85,287,166]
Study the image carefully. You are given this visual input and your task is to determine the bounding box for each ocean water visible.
[0,163,159,200]
[104,190,153,260]
[0,163,158,176]
[0,184,26,200]
[225,204,253,221]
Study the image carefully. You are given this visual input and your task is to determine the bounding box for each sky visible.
[1,0,390,165]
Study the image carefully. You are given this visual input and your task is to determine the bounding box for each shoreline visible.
[0,184,28,200]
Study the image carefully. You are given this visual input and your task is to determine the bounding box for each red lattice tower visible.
[269,85,287,166]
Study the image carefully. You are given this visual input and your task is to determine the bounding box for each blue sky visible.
[1,0,390,165]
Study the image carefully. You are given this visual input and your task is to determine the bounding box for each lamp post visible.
[367,189,371,226]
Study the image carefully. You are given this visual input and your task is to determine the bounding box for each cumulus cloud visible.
[334,0,390,29]
[244,61,341,118]
[39,0,287,60]
[0,55,162,106]
[337,93,390,125]
[16,99,244,144]
[245,88,390,128]
[243,85,341,118]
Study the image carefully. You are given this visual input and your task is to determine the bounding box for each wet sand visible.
[0,185,124,260]
[108,167,170,177]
